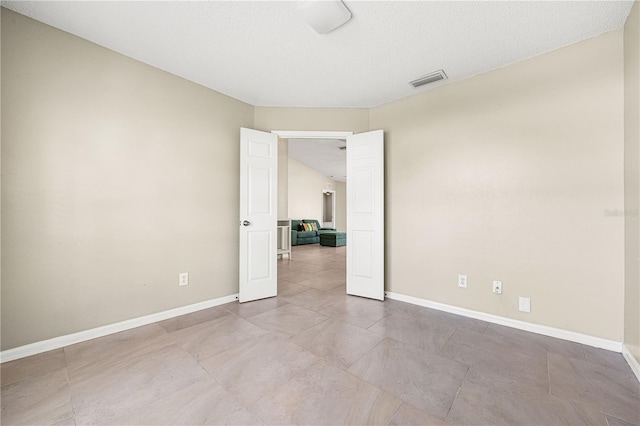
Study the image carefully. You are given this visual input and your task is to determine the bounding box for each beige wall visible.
[371,30,625,341]
[625,1,640,363]
[288,158,338,223]
[278,139,289,219]
[254,107,369,134]
[1,7,635,352]
[335,182,347,232]
[1,10,254,350]
[254,106,366,231]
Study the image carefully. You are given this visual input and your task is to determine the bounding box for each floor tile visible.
[248,303,329,337]
[446,367,606,425]
[282,288,346,312]
[71,344,208,425]
[277,270,318,283]
[3,244,636,426]
[157,305,231,333]
[223,296,288,319]
[389,402,449,426]
[313,268,347,282]
[368,311,456,353]
[320,296,393,329]
[483,323,586,360]
[199,333,317,406]
[584,346,637,377]
[249,360,402,425]
[1,349,67,387]
[439,328,550,391]
[383,298,422,315]
[171,314,268,361]
[64,323,174,382]
[291,318,384,369]
[279,260,327,274]
[277,279,311,297]
[328,285,348,296]
[548,353,640,424]
[420,309,490,334]
[114,377,261,425]
[296,276,345,291]
[1,368,74,426]
[324,260,346,270]
[348,338,468,419]
[606,414,639,426]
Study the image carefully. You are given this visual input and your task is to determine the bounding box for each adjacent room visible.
[1,1,639,425]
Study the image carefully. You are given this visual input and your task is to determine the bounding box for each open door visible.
[346,130,384,301]
[239,128,278,303]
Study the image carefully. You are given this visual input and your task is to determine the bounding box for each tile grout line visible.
[62,347,78,425]
[443,364,471,422]
[547,351,552,396]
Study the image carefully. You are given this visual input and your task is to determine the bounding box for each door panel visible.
[346,130,384,301]
[239,128,278,303]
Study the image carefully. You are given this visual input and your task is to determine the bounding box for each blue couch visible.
[291,219,336,245]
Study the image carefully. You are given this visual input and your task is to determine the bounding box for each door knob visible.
[242,220,251,226]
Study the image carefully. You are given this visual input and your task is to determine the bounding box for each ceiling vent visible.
[409,70,447,88]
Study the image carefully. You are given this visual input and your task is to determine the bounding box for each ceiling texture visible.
[1,1,634,181]
[288,138,347,182]
[2,1,635,109]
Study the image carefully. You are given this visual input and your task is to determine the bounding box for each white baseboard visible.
[622,345,640,382]
[0,293,239,363]
[384,291,623,352]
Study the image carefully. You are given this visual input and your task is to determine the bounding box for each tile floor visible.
[1,244,639,425]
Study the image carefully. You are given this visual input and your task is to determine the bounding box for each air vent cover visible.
[409,70,447,88]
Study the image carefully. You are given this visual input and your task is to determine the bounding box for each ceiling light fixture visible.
[296,0,352,34]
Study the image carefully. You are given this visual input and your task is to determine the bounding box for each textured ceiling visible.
[289,138,347,183]
[1,1,634,108]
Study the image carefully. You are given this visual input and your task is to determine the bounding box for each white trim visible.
[622,345,640,382]
[0,294,239,363]
[271,130,353,139]
[384,291,623,352]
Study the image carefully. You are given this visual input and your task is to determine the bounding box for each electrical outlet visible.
[458,274,468,288]
[518,297,531,312]
[179,272,189,287]
[492,280,502,294]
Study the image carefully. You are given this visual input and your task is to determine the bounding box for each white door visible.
[239,128,278,303]
[346,130,384,300]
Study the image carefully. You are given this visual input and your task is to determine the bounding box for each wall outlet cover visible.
[518,297,531,313]
[179,272,189,286]
[458,274,468,288]
[492,280,502,294]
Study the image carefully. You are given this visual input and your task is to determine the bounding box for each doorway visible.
[274,129,384,301]
[322,190,336,229]
[239,128,384,303]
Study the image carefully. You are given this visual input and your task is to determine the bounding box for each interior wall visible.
[370,30,625,341]
[1,7,633,353]
[254,107,369,134]
[278,139,289,219]
[288,158,337,223]
[334,182,347,232]
[1,9,254,350]
[254,106,366,232]
[625,0,640,363]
